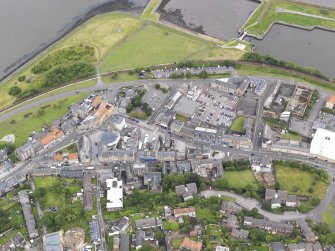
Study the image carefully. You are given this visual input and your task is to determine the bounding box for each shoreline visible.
[0,0,147,84]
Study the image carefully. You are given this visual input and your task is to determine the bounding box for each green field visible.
[243,0,335,37]
[322,204,335,230]
[0,93,86,147]
[224,170,258,190]
[101,24,208,72]
[230,116,246,133]
[275,165,328,199]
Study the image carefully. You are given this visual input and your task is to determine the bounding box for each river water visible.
[0,0,148,81]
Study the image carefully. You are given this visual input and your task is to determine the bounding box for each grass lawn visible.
[175,114,189,122]
[230,116,246,133]
[275,165,329,199]
[224,170,259,190]
[141,0,161,21]
[243,0,335,37]
[196,207,216,220]
[60,143,78,154]
[101,72,140,84]
[101,24,209,73]
[281,132,302,141]
[322,204,335,230]
[0,93,86,147]
[253,246,270,251]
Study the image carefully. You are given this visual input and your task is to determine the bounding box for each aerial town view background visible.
[0,0,335,251]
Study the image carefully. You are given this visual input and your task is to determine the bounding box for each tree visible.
[262,201,272,211]
[185,71,192,79]
[155,83,161,89]
[54,214,64,226]
[37,109,46,116]
[310,197,320,206]
[126,104,134,113]
[34,187,46,198]
[8,86,22,96]
[274,181,281,190]
[199,70,208,78]
[111,72,118,80]
[18,75,26,82]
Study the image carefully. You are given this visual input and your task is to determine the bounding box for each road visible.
[0,79,209,124]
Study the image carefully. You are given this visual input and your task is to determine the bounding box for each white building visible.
[310,128,335,162]
[106,178,123,211]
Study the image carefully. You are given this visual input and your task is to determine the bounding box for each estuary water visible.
[0,0,148,81]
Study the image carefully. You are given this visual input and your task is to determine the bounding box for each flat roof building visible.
[310,128,335,161]
[106,178,123,211]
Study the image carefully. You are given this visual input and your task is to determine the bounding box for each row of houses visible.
[244,216,294,235]
[16,94,113,161]
[18,190,38,239]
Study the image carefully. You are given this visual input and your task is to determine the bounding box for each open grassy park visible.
[101,24,217,72]
[275,163,329,199]
[0,93,86,147]
[242,0,335,37]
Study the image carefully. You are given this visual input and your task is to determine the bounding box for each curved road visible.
[201,185,335,223]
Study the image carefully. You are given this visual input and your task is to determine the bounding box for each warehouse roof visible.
[310,128,335,161]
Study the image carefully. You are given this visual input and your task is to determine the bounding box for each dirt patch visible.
[64,227,85,251]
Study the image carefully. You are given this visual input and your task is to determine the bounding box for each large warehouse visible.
[310,128,335,161]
